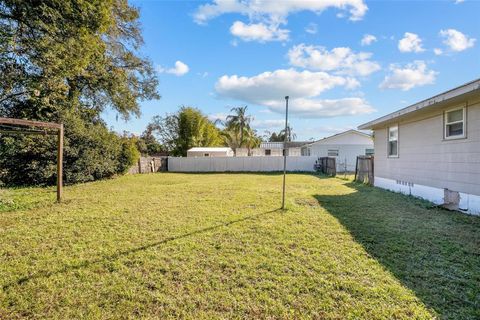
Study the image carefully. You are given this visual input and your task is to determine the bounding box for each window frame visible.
[444,106,466,140]
[327,149,339,157]
[387,125,399,158]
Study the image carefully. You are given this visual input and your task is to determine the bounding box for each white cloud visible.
[299,125,357,138]
[194,0,368,24]
[252,119,285,129]
[215,68,374,118]
[360,34,377,46]
[398,32,425,53]
[230,21,289,42]
[216,68,358,102]
[433,48,443,55]
[287,44,381,77]
[454,0,465,4]
[157,61,189,76]
[208,112,228,122]
[380,61,437,91]
[440,29,476,52]
[268,97,375,118]
[305,23,318,35]
[194,1,367,43]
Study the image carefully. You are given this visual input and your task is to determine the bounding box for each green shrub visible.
[0,112,140,186]
[118,138,140,174]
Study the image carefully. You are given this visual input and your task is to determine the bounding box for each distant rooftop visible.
[304,129,372,146]
[260,141,310,149]
[187,147,232,152]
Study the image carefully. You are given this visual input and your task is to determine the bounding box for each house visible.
[358,78,480,215]
[187,147,234,157]
[235,141,309,157]
[301,130,374,172]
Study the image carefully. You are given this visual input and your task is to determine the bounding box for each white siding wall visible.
[168,156,317,172]
[308,144,373,171]
[374,100,480,196]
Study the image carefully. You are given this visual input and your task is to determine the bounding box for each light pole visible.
[281,96,289,209]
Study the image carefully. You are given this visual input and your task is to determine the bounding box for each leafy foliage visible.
[222,106,261,155]
[0,111,140,186]
[136,125,164,156]
[266,125,296,142]
[118,137,141,174]
[0,0,159,118]
[148,106,223,156]
[0,0,158,185]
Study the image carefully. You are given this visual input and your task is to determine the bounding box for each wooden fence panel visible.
[128,156,168,174]
[354,156,374,185]
[315,157,336,176]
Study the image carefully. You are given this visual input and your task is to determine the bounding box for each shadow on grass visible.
[315,181,480,319]
[2,208,280,291]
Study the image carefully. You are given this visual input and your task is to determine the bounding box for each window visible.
[328,149,339,157]
[204,153,210,157]
[444,107,466,139]
[388,126,398,157]
[365,148,374,156]
[301,147,311,156]
[265,149,271,156]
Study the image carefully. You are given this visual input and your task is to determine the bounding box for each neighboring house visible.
[301,130,374,172]
[359,78,480,215]
[236,141,309,157]
[187,147,234,157]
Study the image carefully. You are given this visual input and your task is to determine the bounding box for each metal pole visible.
[281,96,289,209]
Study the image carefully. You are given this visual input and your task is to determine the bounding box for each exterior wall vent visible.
[443,189,460,210]
[396,180,414,187]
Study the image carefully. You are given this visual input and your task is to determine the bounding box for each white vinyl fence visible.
[168,156,317,172]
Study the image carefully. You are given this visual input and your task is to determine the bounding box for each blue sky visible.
[103,0,480,140]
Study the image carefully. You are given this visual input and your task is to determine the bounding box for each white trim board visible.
[374,176,480,216]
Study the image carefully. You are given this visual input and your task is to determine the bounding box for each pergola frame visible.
[0,117,64,202]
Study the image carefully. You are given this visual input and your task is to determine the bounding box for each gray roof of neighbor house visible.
[358,78,480,130]
[260,141,310,149]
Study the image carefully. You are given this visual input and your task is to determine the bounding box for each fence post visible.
[354,156,358,182]
[57,123,63,202]
[370,156,374,185]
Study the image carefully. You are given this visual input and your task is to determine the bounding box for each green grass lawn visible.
[1,173,479,319]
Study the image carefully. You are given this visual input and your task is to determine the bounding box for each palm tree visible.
[221,129,241,156]
[225,106,253,149]
[280,125,296,142]
[243,128,261,156]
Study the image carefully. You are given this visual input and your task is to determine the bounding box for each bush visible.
[0,112,140,186]
[118,138,140,174]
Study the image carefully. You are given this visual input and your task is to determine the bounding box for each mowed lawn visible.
[1,174,479,319]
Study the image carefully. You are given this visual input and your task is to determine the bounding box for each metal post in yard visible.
[281,96,289,210]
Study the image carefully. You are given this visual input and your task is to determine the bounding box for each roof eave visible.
[358,78,480,130]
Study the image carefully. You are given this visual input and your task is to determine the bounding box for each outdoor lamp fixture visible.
[281,96,289,210]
